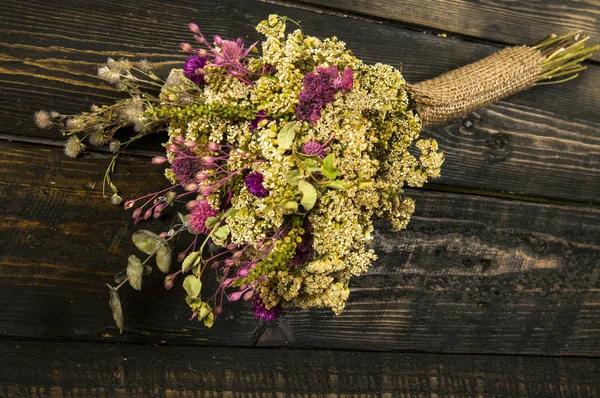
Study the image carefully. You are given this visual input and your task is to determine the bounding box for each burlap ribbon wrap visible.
[407,46,543,126]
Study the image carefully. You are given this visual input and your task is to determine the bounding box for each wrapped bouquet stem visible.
[35,15,597,331]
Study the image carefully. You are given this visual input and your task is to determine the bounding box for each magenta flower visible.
[245,172,270,198]
[296,66,354,124]
[188,200,219,234]
[181,24,258,85]
[252,294,280,322]
[171,154,203,185]
[183,55,208,86]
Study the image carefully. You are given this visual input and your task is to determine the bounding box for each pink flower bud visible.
[180,42,194,53]
[189,312,198,321]
[132,208,143,219]
[172,136,185,145]
[185,183,199,192]
[186,200,200,210]
[226,243,238,251]
[124,200,135,210]
[166,144,179,153]
[199,185,213,197]
[159,232,168,239]
[164,274,175,290]
[221,278,234,288]
[200,156,214,166]
[195,68,207,76]
[224,258,235,266]
[183,139,197,148]
[242,289,254,301]
[143,208,153,220]
[228,291,243,302]
[238,268,249,278]
[232,250,244,259]
[207,142,219,152]
[195,172,208,182]
[214,305,223,315]
[177,251,187,263]
[152,156,168,165]
[214,35,223,46]
[197,49,209,57]
[188,23,200,34]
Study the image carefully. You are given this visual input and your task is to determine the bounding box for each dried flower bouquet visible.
[35,15,597,331]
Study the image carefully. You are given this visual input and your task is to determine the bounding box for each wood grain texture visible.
[1,141,599,355]
[1,341,600,398]
[299,0,600,62]
[0,0,598,203]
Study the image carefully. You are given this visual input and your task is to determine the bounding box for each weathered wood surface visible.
[1,141,599,355]
[301,0,600,62]
[0,0,599,203]
[1,341,599,398]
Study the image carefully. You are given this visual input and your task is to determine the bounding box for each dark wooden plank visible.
[1,341,599,397]
[0,0,599,203]
[300,0,600,62]
[1,140,599,355]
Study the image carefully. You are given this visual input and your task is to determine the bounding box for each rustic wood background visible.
[0,0,598,396]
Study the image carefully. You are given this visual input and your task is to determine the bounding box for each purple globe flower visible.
[183,55,208,86]
[301,140,327,158]
[252,294,280,322]
[245,172,270,198]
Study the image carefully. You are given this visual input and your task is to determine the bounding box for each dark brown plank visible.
[0,0,599,203]
[1,341,599,397]
[300,0,600,61]
[1,140,599,355]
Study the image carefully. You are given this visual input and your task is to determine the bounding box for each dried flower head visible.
[64,135,84,158]
[34,110,53,129]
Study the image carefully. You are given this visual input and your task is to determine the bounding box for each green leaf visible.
[298,180,317,210]
[325,180,351,190]
[285,169,301,186]
[132,230,166,255]
[108,285,124,333]
[212,225,230,241]
[183,275,202,298]
[302,158,321,173]
[203,312,215,328]
[277,121,297,150]
[182,251,202,273]
[278,200,298,212]
[224,207,237,218]
[126,255,144,291]
[177,212,186,224]
[205,217,219,230]
[156,245,172,273]
[198,302,212,321]
[321,154,338,180]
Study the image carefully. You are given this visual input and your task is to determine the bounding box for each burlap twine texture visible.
[407,46,542,126]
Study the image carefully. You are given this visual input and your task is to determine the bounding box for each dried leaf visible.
[156,245,172,273]
[126,255,144,291]
[205,217,219,230]
[321,154,338,180]
[203,312,215,328]
[278,200,298,212]
[183,275,202,298]
[113,269,127,284]
[132,230,165,255]
[198,302,212,321]
[298,180,317,210]
[285,168,301,186]
[277,121,297,150]
[107,285,124,333]
[182,251,202,273]
[212,225,230,241]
